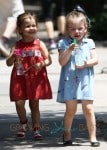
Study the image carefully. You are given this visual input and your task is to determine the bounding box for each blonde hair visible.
[65,11,90,37]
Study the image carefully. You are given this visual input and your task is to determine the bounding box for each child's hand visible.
[68,43,79,52]
[13,49,23,61]
[13,51,23,66]
[34,62,43,71]
[75,60,87,69]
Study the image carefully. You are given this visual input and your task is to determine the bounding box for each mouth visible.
[29,30,35,33]
[29,32,35,34]
[74,35,80,38]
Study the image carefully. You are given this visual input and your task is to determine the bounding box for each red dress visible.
[10,39,52,101]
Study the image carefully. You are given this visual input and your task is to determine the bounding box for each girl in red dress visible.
[6,12,52,139]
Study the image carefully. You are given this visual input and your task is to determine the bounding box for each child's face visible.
[67,17,87,42]
[19,17,37,41]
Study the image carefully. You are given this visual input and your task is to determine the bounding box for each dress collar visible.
[66,37,88,45]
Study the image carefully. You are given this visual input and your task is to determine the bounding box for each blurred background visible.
[22,0,107,41]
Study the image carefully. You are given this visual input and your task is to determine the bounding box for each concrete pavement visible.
[0,37,107,149]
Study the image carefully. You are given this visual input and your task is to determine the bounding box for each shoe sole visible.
[34,137,43,140]
[0,49,9,57]
[17,135,25,139]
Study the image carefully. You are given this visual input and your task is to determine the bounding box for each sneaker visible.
[33,130,43,140]
[17,123,28,139]
[47,39,57,53]
[58,33,64,41]
[0,39,9,57]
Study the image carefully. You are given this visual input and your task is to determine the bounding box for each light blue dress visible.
[57,37,95,103]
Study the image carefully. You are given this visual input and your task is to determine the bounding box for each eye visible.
[78,26,85,31]
[32,24,36,28]
[79,27,83,30]
[68,27,75,31]
[25,25,30,28]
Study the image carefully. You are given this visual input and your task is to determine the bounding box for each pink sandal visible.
[17,128,26,138]
[33,130,43,140]
[17,120,28,139]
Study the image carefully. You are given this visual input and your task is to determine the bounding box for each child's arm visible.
[59,43,76,66]
[85,48,98,66]
[40,41,52,66]
[76,48,98,69]
[33,41,52,71]
[6,46,16,66]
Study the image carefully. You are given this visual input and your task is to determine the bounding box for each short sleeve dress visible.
[10,39,52,101]
[57,37,95,103]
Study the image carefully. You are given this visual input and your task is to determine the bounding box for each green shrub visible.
[90,11,107,40]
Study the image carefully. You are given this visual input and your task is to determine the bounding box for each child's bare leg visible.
[15,100,27,138]
[64,100,77,141]
[15,100,27,123]
[29,100,43,140]
[29,100,40,129]
[82,100,97,142]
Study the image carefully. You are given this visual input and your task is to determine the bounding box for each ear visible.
[84,27,87,34]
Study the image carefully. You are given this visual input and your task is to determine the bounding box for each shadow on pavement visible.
[96,112,107,141]
[0,112,106,149]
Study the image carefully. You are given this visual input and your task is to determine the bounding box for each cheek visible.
[35,28,38,32]
[68,29,74,35]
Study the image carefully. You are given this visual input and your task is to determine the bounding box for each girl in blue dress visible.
[57,10,100,147]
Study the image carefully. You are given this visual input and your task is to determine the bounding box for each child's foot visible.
[33,130,43,140]
[17,122,28,139]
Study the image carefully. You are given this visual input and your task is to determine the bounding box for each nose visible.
[75,29,79,33]
[30,27,36,32]
[30,26,34,30]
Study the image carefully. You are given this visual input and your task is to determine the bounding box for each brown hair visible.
[65,11,90,37]
[16,12,38,38]
[16,12,38,28]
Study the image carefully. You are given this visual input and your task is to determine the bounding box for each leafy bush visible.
[90,11,107,40]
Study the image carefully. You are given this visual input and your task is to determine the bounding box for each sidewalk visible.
[0,41,107,149]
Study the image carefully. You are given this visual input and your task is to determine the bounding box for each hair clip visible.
[73,5,90,26]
